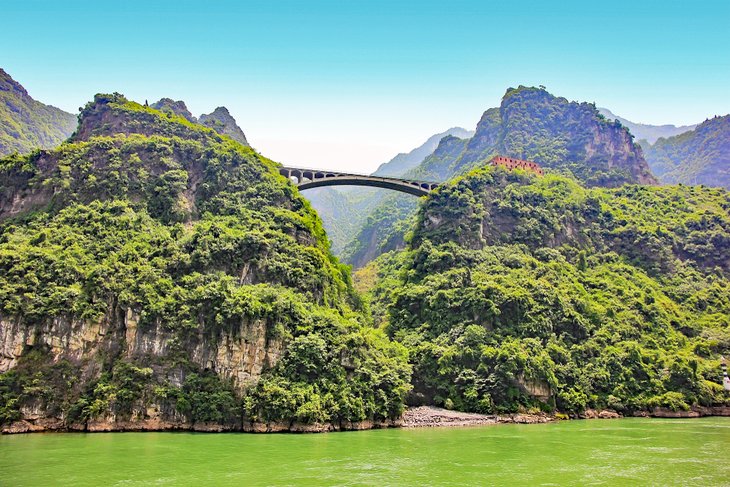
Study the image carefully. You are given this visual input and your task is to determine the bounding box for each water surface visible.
[1,418,729,486]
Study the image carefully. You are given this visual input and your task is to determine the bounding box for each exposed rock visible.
[199,107,249,146]
[581,409,621,419]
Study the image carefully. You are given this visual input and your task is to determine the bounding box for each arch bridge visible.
[279,166,439,197]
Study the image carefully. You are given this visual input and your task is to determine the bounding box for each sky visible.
[3,0,729,173]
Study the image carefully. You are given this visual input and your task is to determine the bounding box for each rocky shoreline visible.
[3,405,730,435]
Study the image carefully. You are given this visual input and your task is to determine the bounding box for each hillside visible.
[641,115,730,189]
[0,93,410,433]
[361,166,730,415]
[343,86,657,269]
[598,107,696,144]
[0,68,77,156]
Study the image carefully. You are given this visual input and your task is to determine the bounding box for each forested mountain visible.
[0,93,409,433]
[641,115,730,189]
[343,86,657,269]
[598,107,696,144]
[306,127,472,255]
[0,69,76,156]
[359,166,730,415]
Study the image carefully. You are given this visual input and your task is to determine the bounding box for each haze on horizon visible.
[3,0,729,173]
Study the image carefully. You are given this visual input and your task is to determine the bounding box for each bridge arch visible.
[279,167,438,197]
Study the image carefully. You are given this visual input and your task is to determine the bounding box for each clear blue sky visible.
[3,0,729,172]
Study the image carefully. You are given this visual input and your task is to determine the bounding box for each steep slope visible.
[0,68,77,156]
[363,166,730,415]
[641,115,730,189]
[598,107,696,144]
[343,86,659,269]
[306,127,472,256]
[0,93,409,433]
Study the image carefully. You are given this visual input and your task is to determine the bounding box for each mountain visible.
[0,68,77,156]
[342,86,658,269]
[150,98,249,146]
[305,127,472,255]
[641,115,730,189]
[598,107,696,144]
[0,93,409,433]
[372,127,474,177]
[413,86,657,187]
[361,166,730,415]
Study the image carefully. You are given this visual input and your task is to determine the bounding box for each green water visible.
[1,418,729,486]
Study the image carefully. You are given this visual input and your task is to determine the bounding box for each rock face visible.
[0,312,283,391]
[0,68,77,156]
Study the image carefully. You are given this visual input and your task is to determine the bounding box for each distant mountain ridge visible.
[373,127,474,177]
[598,107,696,144]
[0,68,77,156]
[150,98,249,146]
[641,115,730,188]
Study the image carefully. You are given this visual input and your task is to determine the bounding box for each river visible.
[1,418,729,486]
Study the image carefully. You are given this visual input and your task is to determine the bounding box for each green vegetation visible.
[0,69,77,157]
[0,93,410,429]
[642,115,730,189]
[362,166,730,414]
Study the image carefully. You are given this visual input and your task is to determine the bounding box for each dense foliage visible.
[641,115,730,189]
[361,166,730,414]
[0,94,410,428]
[0,68,76,157]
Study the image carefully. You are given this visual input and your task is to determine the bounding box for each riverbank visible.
[3,405,730,434]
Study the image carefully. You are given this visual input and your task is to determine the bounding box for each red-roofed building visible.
[489,156,544,176]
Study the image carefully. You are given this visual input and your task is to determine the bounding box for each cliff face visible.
[0,93,410,434]
[0,68,77,157]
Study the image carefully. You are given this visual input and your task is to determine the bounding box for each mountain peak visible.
[199,106,248,146]
[0,68,29,97]
[150,98,196,122]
